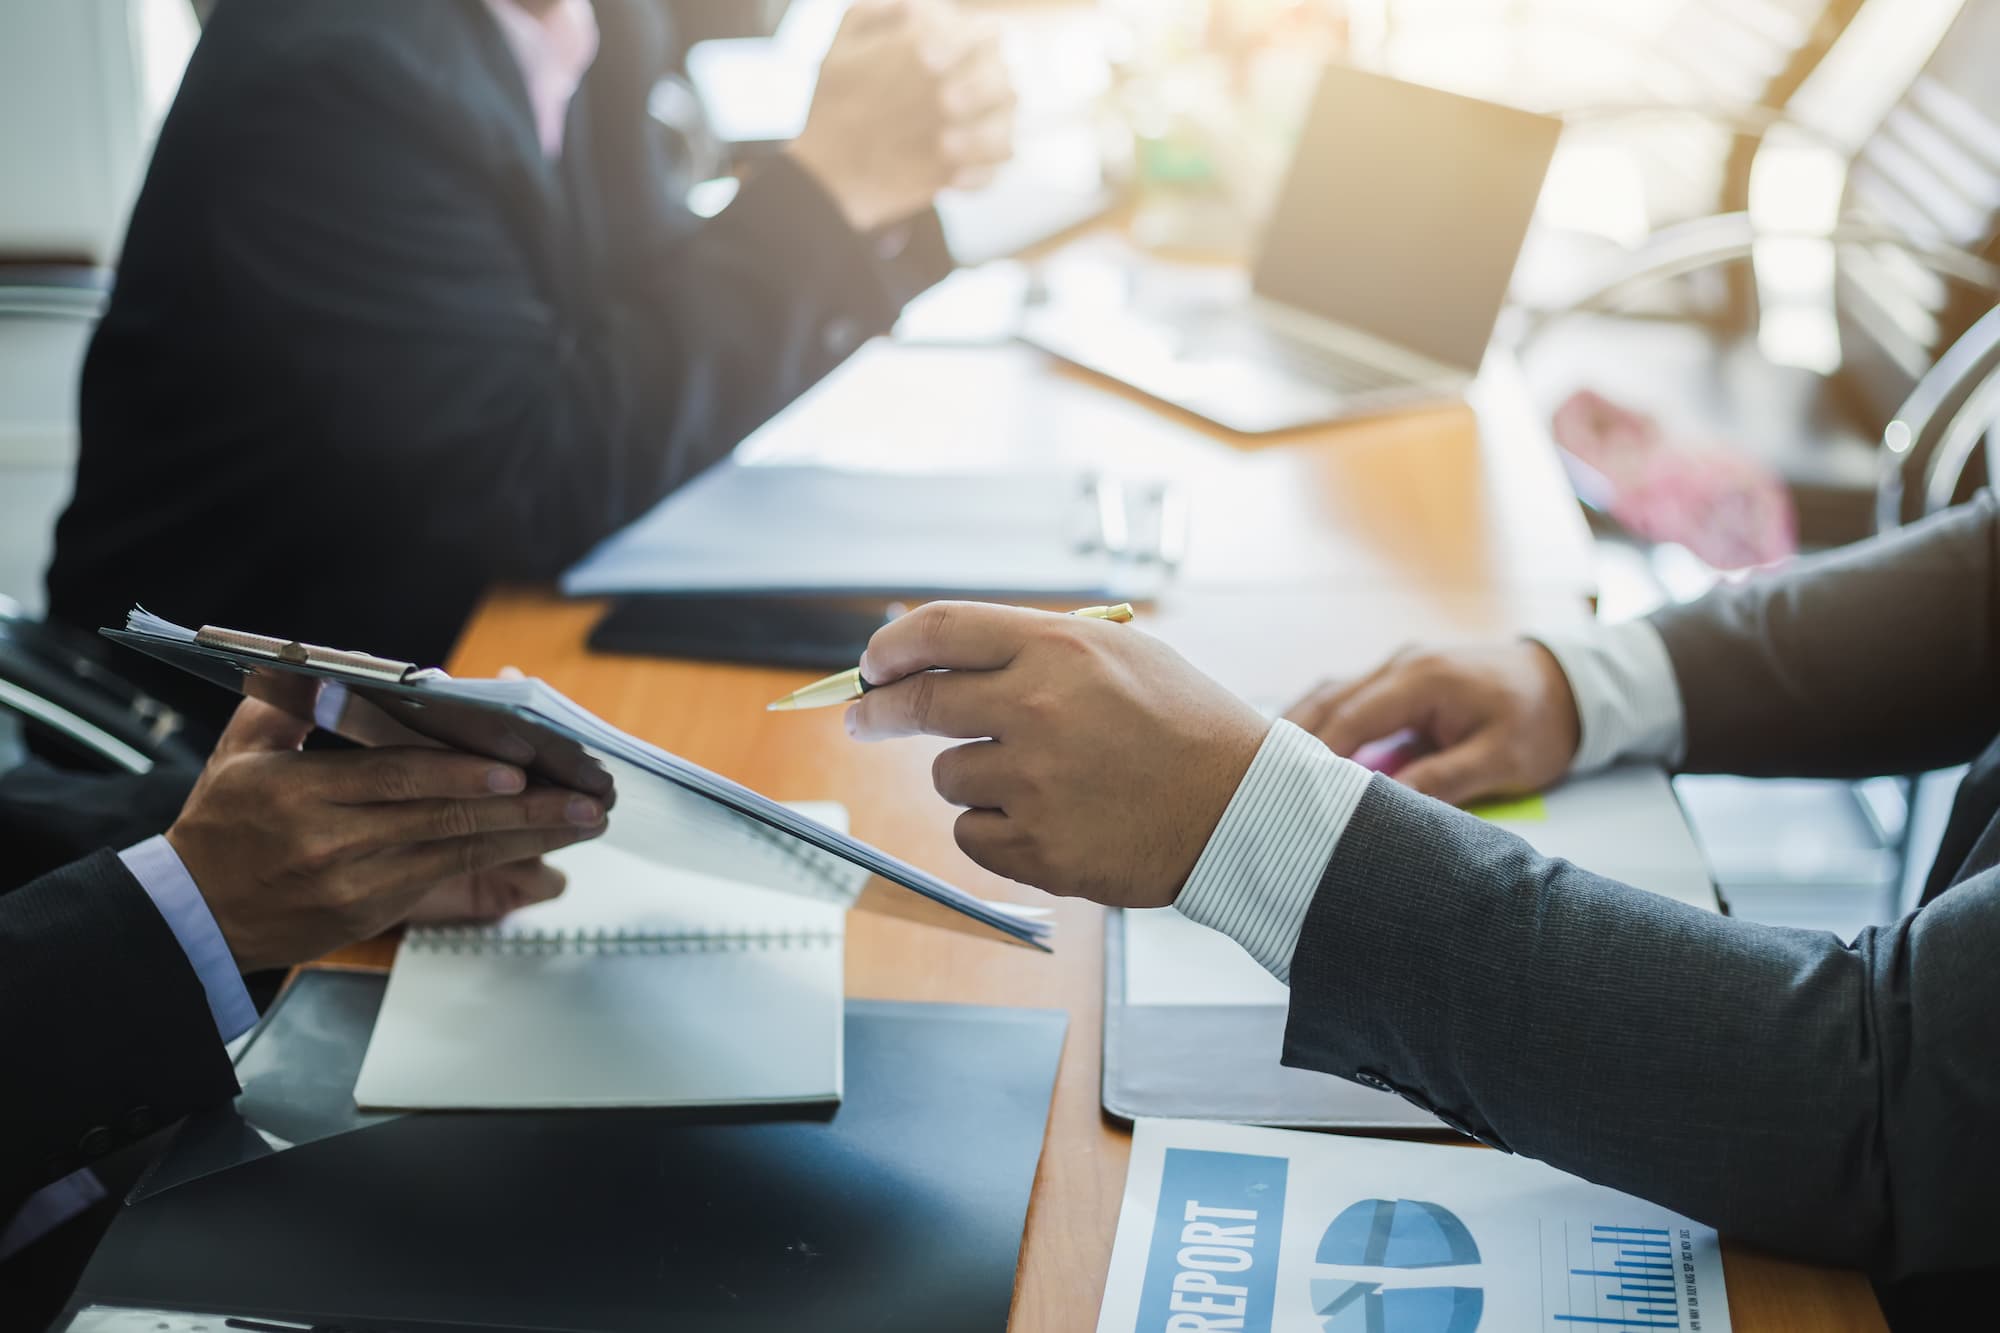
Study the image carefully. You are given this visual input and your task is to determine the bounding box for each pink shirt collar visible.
[481,0,600,158]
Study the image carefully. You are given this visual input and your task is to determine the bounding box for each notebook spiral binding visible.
[638,770,865,907]
[753,831,866,906]
[407,925,843,956]
[703,803,868,906]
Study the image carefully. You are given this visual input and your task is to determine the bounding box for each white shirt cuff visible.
[119,835,259,1043]
[313,680,350,733]
[1173,720,1371,984]
[1533,619,1687,774]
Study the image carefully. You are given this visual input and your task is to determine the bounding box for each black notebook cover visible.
[587,594,894,669]
[75,974,1066,1333]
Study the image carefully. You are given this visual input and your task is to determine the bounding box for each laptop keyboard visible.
[1168,311,1413,396]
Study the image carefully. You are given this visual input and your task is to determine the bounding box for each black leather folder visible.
[586,594,894,669]
[71,972,1066,1333]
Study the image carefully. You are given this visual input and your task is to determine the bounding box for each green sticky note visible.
[1466,794,1549,824]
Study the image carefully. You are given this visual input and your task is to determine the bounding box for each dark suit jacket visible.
[48,0,949,738]
[0,763,239,1221]
[1283,493,1999,1324]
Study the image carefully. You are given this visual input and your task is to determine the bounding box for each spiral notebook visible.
[352,805,852,1111]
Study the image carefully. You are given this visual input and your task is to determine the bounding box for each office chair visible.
[0,595,200,775]
[1550,0,1872,332]
[1665,305,2000,934]
[1877,302,2000,526]
[1513,0,2000,548]
[1878,301,2000,920]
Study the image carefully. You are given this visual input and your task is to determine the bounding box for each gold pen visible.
[766,603,1137,712]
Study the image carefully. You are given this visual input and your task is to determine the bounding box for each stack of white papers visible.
[561,462,1179,601]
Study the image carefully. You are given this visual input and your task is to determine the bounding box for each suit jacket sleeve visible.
[202,23,943,583]
[1649,490,2000,778]
[0,851,240,1212]
[0,759,196,892]
[1283,776,1999,1279]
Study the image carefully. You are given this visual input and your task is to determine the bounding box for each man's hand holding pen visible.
[840,601,1268,909]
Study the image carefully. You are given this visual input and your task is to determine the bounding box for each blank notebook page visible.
[352,805,850,1111]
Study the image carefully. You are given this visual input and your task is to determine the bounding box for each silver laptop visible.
[1021,65,1561,434]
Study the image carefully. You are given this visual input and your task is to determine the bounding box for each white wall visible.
[0,315,92,616]
[0,0,195,261]
[0,0,196,614]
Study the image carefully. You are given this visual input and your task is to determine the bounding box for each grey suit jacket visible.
[1283,493,1999,1299]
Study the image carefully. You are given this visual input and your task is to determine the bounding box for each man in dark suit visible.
[1,695,608,1328]
[46,0,1011,739]
[841,494,2000,1327]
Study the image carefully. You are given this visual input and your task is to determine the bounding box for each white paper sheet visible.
[1124,764,1717,1010]
[1124,908,1291,1008]
[560,461,1174,601]
[1097,1119,1732,1333]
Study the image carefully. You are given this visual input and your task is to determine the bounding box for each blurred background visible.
[3,0,1995,938]
[4,0,1987,603]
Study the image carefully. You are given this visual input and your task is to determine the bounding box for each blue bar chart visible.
[1554,1226,1683,1330]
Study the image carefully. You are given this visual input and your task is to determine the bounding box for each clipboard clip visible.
[194,625,450,686]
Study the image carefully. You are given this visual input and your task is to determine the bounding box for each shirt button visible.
[875,224,913,262]
[1353,1070,1394,1093]
[78,1126,116,1159]
[822,318,859,357]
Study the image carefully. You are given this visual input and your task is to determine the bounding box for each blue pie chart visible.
[1312,1200,1484,1333]
[1309,1279,1483,1333]
[1318,1198,1482,1268]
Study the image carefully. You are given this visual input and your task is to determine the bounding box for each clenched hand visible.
[844,602,1268,909]
[1284,642,1581,805]
[788,0,1016,231]
[166,698,608,972]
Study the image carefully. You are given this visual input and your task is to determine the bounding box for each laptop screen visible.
[1253,65,1561,373]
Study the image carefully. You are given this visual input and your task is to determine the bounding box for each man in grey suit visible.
[841,494,2000,1326]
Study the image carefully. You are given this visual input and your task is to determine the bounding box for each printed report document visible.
[1098,1119,1730,1333]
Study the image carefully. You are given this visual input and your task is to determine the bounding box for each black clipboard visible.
[100,611,1052,951]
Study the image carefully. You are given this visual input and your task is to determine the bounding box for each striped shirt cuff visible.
[1173,720,1372,984]
[1533,619,1687,774]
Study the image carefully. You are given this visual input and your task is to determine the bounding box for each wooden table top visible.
[730,340,1601,603]
[324,345,1884,1333]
